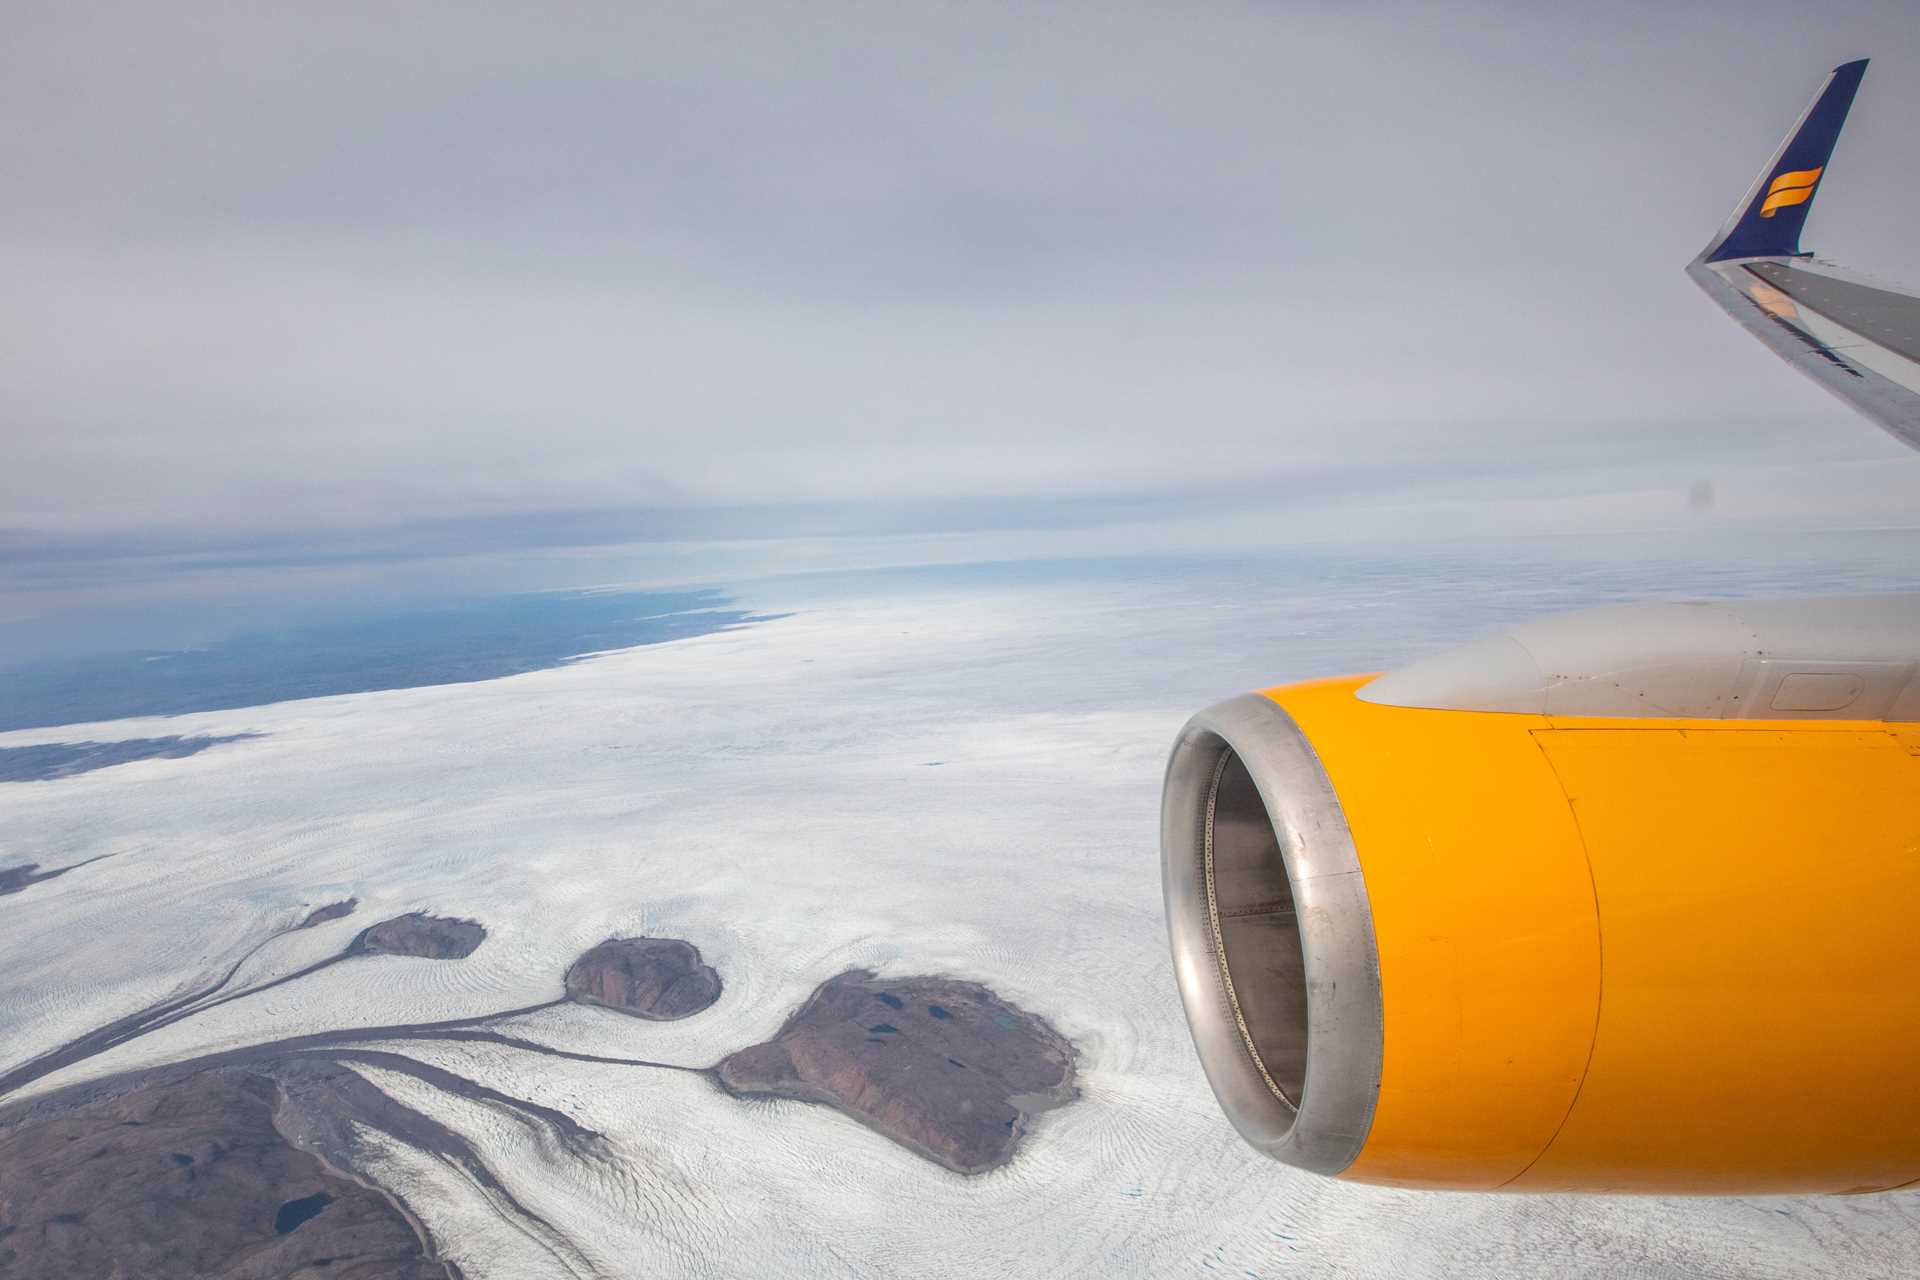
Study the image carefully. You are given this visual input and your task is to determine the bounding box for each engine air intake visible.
[1161,693,1382,1176]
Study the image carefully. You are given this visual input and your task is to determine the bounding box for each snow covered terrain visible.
[5,548,1920,1278]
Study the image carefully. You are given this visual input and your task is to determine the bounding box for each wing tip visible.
[1698,57,1870,265]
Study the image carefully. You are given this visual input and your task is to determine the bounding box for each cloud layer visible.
[6,2,1920,537]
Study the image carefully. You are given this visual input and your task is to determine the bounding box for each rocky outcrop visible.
[0,864,60,897]
[0,1069,450,1279]
[296,898,358,929]
[717,970,1077,1175]
[352,912,485,959]
[0,734,262,783]
[0,855,111,897]
[565,937,721,1020]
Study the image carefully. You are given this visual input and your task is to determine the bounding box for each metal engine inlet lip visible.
[1161,692,1383,1175]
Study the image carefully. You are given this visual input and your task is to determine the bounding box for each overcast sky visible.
[6,1,1920,544]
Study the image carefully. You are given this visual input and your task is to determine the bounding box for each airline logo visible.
[1759,166,1823,218]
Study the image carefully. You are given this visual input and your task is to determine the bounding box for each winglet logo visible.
[1760,166,1823,218]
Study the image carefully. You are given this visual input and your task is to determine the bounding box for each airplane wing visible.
[1688,58,1920,452]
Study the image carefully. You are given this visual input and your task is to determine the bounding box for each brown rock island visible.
[352,912,485,960]
[296,898,358,929]
[716,970,1077,1175]
[0,1070,451,1279]
[565,937,722,1019]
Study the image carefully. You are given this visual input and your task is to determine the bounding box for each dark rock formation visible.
[0,734,263,782]
[0,1069,451,1278]
[565,937,722,1020]
[297,898,358,929]
[717,970,1077,1175]
[352,912,485,960]
[0,855,112,898]
[0,864,60,897]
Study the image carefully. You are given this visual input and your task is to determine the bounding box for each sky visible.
[5,2,1920,654]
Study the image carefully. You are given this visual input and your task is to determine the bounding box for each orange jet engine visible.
[1161,598,1920,1193]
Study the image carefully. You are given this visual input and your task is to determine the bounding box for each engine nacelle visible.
[1162,598,1920,1193]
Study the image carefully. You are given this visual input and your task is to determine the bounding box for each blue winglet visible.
[1701,59,1868,263]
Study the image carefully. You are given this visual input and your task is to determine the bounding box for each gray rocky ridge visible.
[0,1070,451,1279]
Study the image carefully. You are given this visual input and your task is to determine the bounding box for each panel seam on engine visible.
[1493,730,1606,1190]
